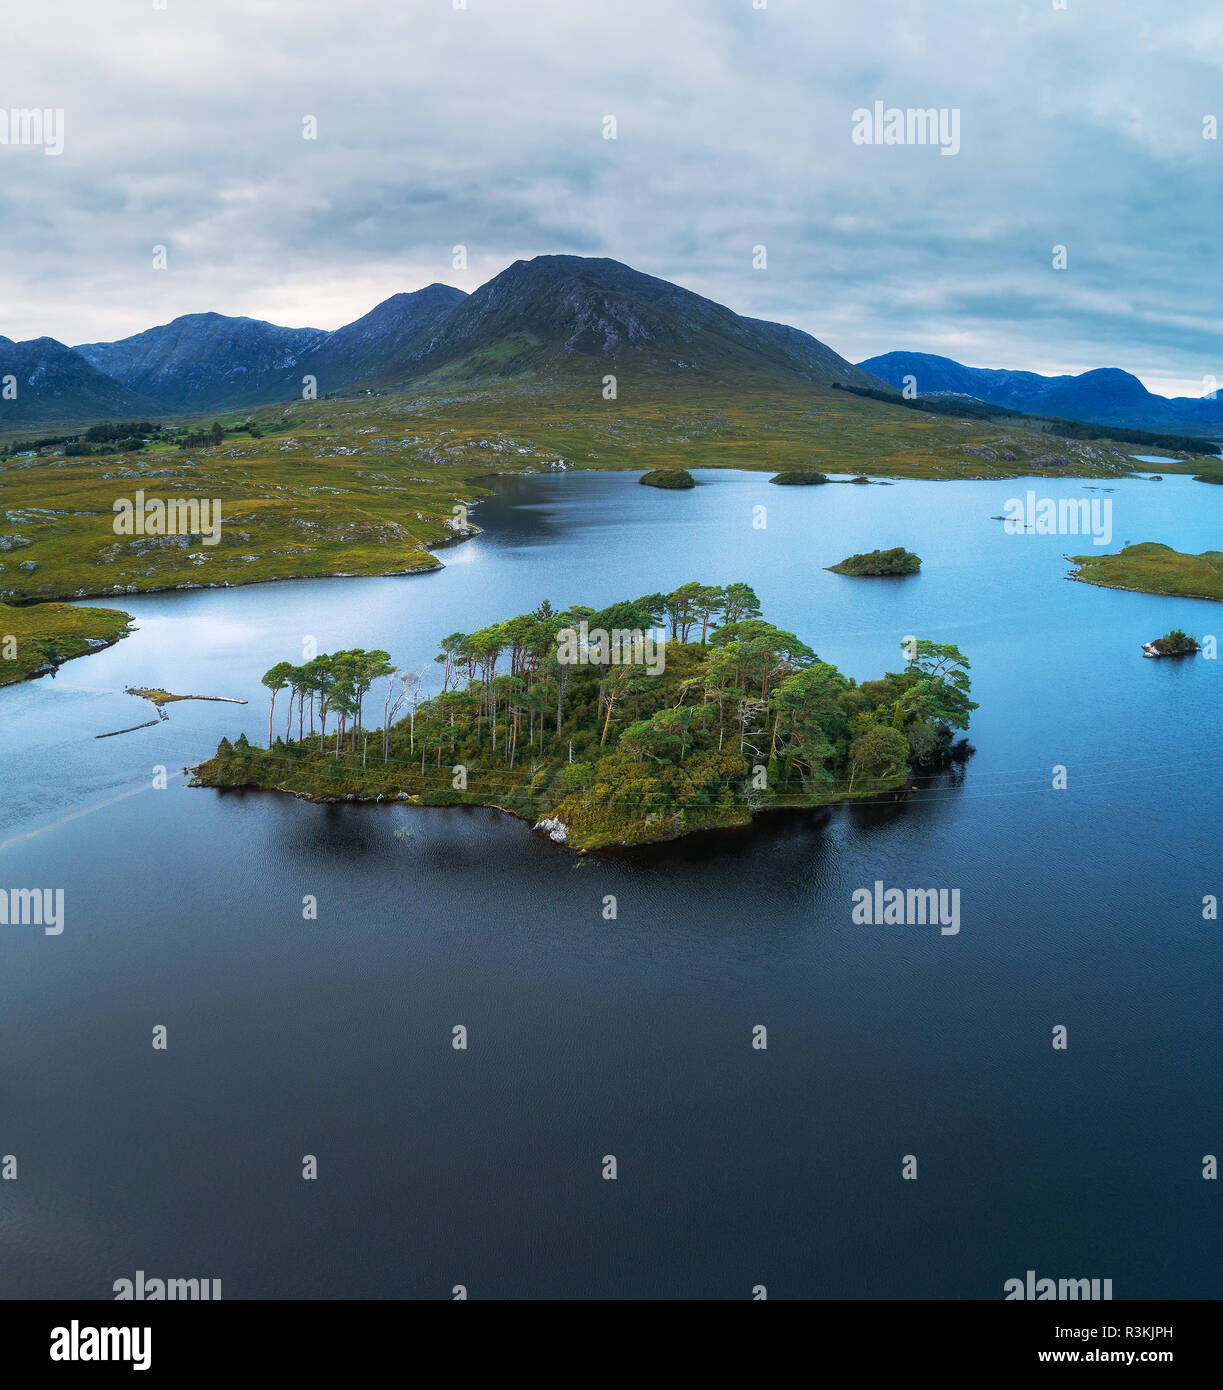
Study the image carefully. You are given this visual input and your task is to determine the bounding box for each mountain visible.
[75,313,330,412]
[2,259,1059,428]
[73,286,471,411]
[47,256,878,415]
[300,284,468,393]
[12,266,1219,434]
[377,255,880,389]
[0,336,155,426]
[858,351,1223,437]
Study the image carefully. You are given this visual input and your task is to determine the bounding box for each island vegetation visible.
[94,686,249,738]
[828,547,922,576]
[0,599,131,686]
[639,468,696,489]
[125,685,247,708]
[192,581,976,850]
[1069,542,1223,602]
[1142,629,1200,658]
[769,470,829,485]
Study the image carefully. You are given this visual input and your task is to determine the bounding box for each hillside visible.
[378,255,883,391]
[860,351,1223,438]
[0,376,1155,608]
[299,283,468,394]
[75,313,329,411]
[4,256,884,423]
[0,336,155,425]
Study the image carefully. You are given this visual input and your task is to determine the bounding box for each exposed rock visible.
[533,816,569,842]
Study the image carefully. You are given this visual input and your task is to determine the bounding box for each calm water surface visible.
[0,469,1219,1298]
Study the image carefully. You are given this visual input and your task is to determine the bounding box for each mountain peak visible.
[1,335,154,425]
[394,254,877,389]
[73,314,330,410]
[1072,367,1152,395]
[6,256,883,421]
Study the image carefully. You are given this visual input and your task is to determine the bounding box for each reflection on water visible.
[0,470,1220,1299]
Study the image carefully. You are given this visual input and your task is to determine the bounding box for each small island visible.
[769,470,830,485]
[1142,629,1200,659]
[828,547,922,577]
[126,686,245,706]
[0,599,131,686]
[639,469,696,489]
[1069,542,1223,602]
[95,686,249,738]
[192,581,976,851]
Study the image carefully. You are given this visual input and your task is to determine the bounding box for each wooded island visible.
[194,581,976,849]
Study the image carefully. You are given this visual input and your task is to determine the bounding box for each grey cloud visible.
[0,0,1217,393]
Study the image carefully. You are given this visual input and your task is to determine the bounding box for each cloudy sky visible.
[2,0,1219,395]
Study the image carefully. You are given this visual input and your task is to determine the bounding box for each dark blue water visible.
[1,470,1219,1298]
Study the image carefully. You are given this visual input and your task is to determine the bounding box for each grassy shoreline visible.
[191,733,909,851]
[1068,543,1223,603]
[2,381,1214,691]
[192,747,910,851]
[0,380,1203,610]
[0,599,132,686]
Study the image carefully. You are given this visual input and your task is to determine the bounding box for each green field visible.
[0,376,1211,686]
[1069,542,1223,602]
[0,599,131,685]
[0,379,1180,608]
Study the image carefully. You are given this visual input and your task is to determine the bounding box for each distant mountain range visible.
[6,261,1218,440]
[858,351,1223,438]
[0,256,880,427]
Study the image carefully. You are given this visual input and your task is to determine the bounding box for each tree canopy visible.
[208,581,976,849]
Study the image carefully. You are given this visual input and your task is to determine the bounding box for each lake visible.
[1,468,1219,1299]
